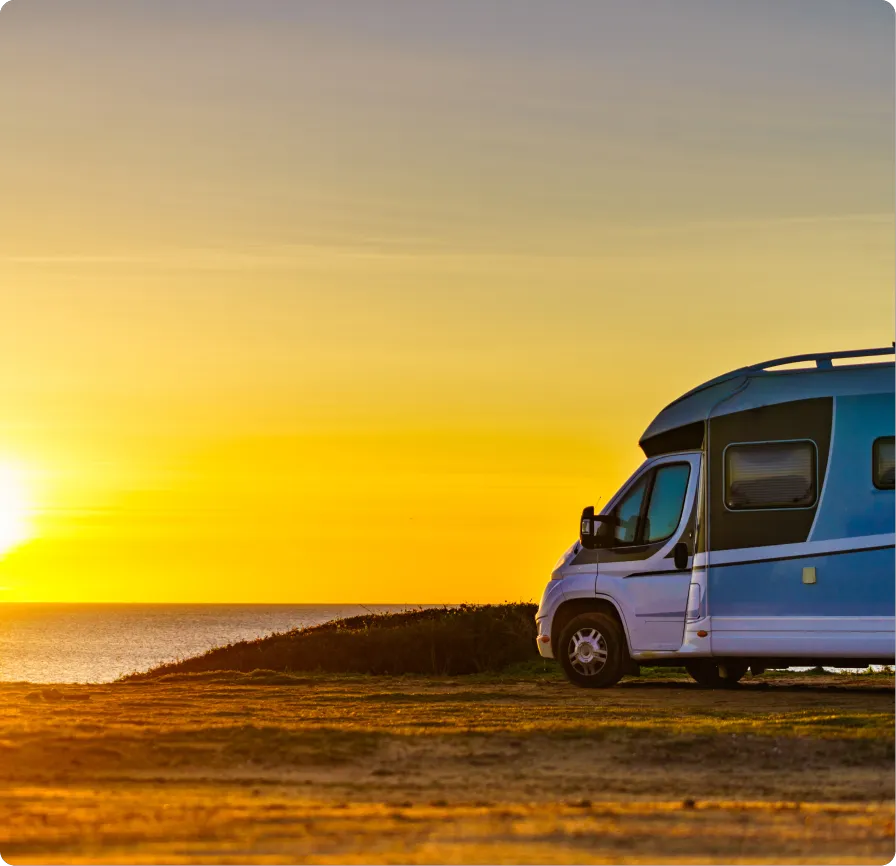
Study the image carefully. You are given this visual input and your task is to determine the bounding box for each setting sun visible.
[0,0,891,610]
[0,461,31,557]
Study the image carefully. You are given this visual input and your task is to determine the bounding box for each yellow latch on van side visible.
[802,567,817,585]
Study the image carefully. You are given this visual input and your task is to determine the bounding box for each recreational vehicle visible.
[536,346,895,687]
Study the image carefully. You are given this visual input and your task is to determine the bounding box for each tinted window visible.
[725,441,816,510]
[644,464,690,542]
[611,474,648,544]
[874,437,895,490]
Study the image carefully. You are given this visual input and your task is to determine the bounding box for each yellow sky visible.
[0,1,893,602]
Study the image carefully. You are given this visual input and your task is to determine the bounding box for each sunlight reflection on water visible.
[0,603,420,683]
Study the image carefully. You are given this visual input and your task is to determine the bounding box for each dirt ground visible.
[0,669,892,864]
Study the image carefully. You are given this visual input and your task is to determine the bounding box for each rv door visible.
[594,453,700,652]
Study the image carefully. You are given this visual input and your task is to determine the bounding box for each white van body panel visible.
[535,568,598,660]
[710,616,895,657]
[594,453,701,652]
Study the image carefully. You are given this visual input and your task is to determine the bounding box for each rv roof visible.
[670,345,895,409]
[640,345,895,449]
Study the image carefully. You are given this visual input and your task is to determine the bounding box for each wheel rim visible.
[568,627,609,676]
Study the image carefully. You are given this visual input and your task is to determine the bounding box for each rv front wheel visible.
[558,612,626,688]
[685,660,748,688]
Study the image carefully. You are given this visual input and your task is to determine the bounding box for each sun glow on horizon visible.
[0,2,891,603]
[0,461,33,557]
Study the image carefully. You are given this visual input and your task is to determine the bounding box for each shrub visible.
[124,603,539,680]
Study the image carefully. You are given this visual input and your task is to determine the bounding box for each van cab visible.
[536,346,896,687]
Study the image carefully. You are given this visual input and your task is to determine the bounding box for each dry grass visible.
[0,670,892,864]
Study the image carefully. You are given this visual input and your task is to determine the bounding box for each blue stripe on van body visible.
[708,545,895,618]
[811,393,895,541]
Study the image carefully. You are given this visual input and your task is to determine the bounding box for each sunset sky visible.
[0,0,893,603]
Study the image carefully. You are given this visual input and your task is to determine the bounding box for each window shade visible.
[725,441,816,510]
[873,437,895,490]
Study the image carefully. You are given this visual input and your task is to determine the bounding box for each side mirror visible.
[579,507,596,548]
[673,541,690,570]
[579,507,617,550]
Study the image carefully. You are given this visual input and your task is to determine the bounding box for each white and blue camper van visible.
[536,346,895,687]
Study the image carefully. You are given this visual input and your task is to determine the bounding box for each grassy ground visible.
[0,667,892,864]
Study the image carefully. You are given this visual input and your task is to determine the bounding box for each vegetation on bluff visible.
[125,603,539,680]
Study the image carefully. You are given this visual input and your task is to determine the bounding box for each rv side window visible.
[611,474,649,545]
[724,441,816,510]
[873,437,895,489]
[644,463,690,543]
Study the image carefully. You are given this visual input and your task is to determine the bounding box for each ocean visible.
[0,603,424,684]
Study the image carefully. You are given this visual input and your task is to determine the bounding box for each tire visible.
[558,612,627,688]
[685,660,749,688]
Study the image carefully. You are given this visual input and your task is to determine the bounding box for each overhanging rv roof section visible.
[639,347,895,453]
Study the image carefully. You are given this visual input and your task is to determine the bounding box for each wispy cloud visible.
[0,212,891,269]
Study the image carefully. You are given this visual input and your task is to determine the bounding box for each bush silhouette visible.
[126,603,539,679]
